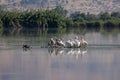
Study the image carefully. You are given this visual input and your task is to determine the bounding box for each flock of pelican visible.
[22,36,88,51]
[48,36,88,48]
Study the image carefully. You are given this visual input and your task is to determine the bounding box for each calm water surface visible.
[0,32,120,80]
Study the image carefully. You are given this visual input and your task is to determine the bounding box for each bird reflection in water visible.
[48,48,87,58]
[48,48,65,56]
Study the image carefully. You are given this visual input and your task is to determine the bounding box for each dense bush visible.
[0,8,120,35]
[0,10,67,35]
[0,19,3,35]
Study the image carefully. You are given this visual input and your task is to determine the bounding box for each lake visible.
[0,32,120,80]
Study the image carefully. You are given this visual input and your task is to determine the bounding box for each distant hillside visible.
[0,0,120,14]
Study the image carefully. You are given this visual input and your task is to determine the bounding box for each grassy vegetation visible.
[0,6,120,36]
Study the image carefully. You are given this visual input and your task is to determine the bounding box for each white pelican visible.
[65,39,74,47]
[80,36,88,47]
[65,36,80,48]
[56,38,65,47]
[74,36,81,47]
[48,38,57,47]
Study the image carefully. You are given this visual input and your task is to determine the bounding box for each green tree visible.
[111,12,120,18]
[53,5,67,16]
[0,5,3,12]
[0,19,3,35]
[70,12,87,22]
[99,12,111,20]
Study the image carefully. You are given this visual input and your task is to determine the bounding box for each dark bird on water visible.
[22,44,32,50]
